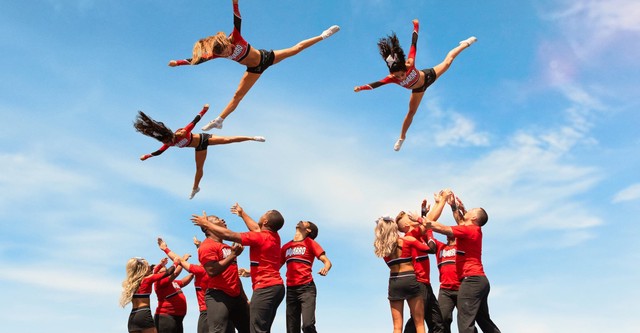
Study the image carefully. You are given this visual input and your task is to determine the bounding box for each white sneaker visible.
[460,36,477,47]
[321,25,340,39]
[189,187,200,200]
[202,117,224,131]
[253,136,266,142]
[394,139,404,151]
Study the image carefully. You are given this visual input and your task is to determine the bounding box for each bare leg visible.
[207,135,262,145]
[433,40,473,77]
[220,72,261,119]
[407,296,426,333]
[272,25,339,64]
[390,300,405,333]
[395,91,425,151]
[191,150,207,199]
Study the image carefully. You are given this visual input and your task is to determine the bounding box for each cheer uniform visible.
[384,236,431,301]
[173,2,275,74]
[451,225,501,333]
[435,239,460,333]
[355,21,437,94]
[403,229,445,333]
[240,230,285,333]
[154,268,188,333]
[281,237,326,333]
[142,106,210,160]
[127,272,167,332]
[198,238,249,333]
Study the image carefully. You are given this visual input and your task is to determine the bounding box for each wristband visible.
[173,261,179,267]
[163,248,171,254]
[451,205,458,212]
[417,217,424,224]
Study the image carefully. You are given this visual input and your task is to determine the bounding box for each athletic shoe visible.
[394,139,404,151]
[189,187,200,200]
[321,25,340,39]
[460,36,477,47]
[253,136,266,142]
[202,117,224,131]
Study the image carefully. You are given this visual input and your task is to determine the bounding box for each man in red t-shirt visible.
[280,221,332,333]
[416,193,501,333]
[434,235,460,333]
[193,217,249,333]
[192,204,286,333]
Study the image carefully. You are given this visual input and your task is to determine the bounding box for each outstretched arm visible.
[406,19,419,67]
[231,203,260,232]
[191,211,243,243]
[182,104,210,132]
[354,76,393,92]
[140,144,170,160]
[232,0,241,35]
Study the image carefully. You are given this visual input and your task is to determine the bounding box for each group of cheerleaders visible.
[133,0,477,199]
[125,0,488,332]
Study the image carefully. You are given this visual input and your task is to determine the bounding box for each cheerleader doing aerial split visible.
[134,104,265,199]
[354,19,476,151]
[168,0,340,131]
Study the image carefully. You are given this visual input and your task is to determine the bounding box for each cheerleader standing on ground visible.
[120,257,176,333]
[373,212,436,333]
[134,104,265,199]
[354,19,476,151]
[169,0,340,131]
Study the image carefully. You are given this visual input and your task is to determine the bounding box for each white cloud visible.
[613,183,640,203]
[433,111,491,147]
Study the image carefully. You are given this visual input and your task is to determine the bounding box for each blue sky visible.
[1,0,639,332]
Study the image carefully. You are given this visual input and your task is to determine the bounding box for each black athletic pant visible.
[205,289,249,333]
[404,282,445,333]
[437,288,458,333]
[286,281,318,333]
[250,284,285,333]
[457,275,501,333]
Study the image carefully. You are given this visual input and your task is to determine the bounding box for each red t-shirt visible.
[451,225,485,278]
[197,238,242,297]
[187,264,209,312]
[435,239,460,290]
[154,276,187,316]
[407,228,435,284]
[281,237,325,287]
[240,230,284,290]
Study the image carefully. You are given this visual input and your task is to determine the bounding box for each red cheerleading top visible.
[186,264,209,312]
[154,276,188,316]
[450,225,485,278]
[141,105,208,160]
[281,237,325,287]
[133,272,167,299]
[240,230,284,290]
[197,238,242,297]
[355,20,421,91]
[435,239,460,291]
[407,228,436,284]
[383,233,432,268]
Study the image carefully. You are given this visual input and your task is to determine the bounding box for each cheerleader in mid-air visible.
[354,19,476,151]
[134,104,265,199]
[168,0,340,131]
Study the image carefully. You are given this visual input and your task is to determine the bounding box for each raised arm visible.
[426,189,450,222]
[232,0,241,35]
[231,203,260,232]
[406,19,419,67]
[191,211,243,243]
[182,104,210,132]
[447,192,465,225]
